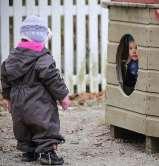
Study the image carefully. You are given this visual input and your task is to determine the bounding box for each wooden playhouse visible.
[102,0,159,153]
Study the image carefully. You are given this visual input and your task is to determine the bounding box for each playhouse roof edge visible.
[101,1,159,8]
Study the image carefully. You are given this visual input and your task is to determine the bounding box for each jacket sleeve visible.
[1,62,11,100]
[36,54,69,101]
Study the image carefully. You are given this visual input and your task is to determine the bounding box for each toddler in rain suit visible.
[1,15,70,165]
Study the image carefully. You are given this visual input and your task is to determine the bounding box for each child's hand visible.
[0,99,11,112]
[59,95,71,111]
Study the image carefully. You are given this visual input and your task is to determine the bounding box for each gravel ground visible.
[0,101,159,166]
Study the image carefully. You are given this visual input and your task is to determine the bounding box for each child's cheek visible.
[129,51,133,58]
[136,50,139,57]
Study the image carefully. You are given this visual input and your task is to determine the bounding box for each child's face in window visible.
[129,41,138,61]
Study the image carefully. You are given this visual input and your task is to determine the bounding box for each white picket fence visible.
[0,0,108,94]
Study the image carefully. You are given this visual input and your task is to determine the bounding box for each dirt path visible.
[0,102,159,166]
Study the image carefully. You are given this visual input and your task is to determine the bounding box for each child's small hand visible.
[59,95,71,111]
[0,99,11,112]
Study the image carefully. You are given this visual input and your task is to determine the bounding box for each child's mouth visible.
[132,54,138,58]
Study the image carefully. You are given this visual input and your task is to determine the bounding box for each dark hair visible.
[116,34,135,87]
[116,34,135,63]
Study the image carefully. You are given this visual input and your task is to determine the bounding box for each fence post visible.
[52,0,61,70]
[39,0,48,25]
[26,0,37,15]
[64,0,74,94]
[101,7,108,89]
[0,0,9,62]
[77,0,86,93]
[13,0,23,47]
[89,0,99,92]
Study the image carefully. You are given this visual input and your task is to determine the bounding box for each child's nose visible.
[133,49,136,54]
